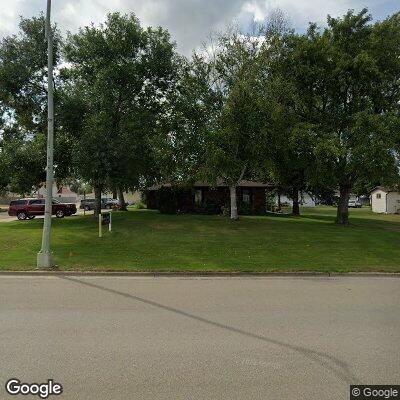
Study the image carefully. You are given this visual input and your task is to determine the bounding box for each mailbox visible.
[98,212,112,238]
[102,213,110,225]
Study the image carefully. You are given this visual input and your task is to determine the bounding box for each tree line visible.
[0,9,399,224]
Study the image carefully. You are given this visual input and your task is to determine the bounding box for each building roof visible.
[56,186,77,195]
[371,186,400,194]
[147,180,271,191]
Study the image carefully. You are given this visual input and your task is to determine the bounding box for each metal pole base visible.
[37,251,54,269]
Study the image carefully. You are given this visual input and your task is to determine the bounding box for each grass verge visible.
[0,207,399,272]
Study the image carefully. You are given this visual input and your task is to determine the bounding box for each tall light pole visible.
[37,0,55,269]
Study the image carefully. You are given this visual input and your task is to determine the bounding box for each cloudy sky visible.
[0,0,398,55]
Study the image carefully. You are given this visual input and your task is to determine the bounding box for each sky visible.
[0,0,398,55]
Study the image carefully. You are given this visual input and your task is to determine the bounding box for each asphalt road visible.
[0,275,399,399]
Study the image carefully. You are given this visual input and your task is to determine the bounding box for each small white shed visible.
[371,187,400,214]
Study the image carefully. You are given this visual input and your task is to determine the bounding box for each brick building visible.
[146,180,270,215]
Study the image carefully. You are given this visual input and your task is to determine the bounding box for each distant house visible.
[146,180,271,215]
[371,187,400,214]
[37,184,79,203]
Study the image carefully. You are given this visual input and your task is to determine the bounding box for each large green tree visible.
[255,23,317,216]
[0,15,70,195]
[182,30,267,220]
[63,13,180,215]
[153,56,218,184]
[281,10,400,224]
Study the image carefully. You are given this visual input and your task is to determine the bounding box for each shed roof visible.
[371,186,400,194]
[56,186,77,195]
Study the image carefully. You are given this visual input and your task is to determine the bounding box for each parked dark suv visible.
[8,199,77,220]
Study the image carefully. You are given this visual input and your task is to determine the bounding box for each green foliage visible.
[261,9,400,222]
[63,12,181,195]
[194,199,221,215]
[196,30,266,188]
[221,205,230,216]
[238,202,252,215]
[67,179,92,196]
[156,186,190,214]
[0,148,11,192]
[266,193,276,212]
[0,127,46,194]
[1,7,399,218]
[313,10,398,188]
[133,201,147,210]
[154,56,218,182]
[0,15,68,194]
[0,14,61,133]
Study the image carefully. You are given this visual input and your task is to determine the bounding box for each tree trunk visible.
[94,185,102,218]
[229,185,239,220]
[83,191,86,216]
[336,185,352,225]
[277,190,281,212]
[112,189,117,200]
[292,187,300,216]
[118,187,127,211]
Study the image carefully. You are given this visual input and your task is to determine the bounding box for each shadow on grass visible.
[265,212,337,224]
[266,210,400,231]
[264,211,295,218]
[4,208,398,234]
[3,214,100,229]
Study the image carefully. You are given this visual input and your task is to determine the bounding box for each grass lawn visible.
[0,207,399,272]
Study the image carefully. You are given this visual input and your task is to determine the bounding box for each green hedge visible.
[156,186,191,214]
[194,199,221,214]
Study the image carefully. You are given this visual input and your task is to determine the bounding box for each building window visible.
[29,199,45,205]
[376,193,381,199]
[242,189,251,204]
[194,189,202,205]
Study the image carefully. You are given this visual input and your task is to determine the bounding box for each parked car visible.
[348,199,362,208]
[80,198,119,211]
[8,198,77,220]
[102,198,119,209]
[80,199,96,211]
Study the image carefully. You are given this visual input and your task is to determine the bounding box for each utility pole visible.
[37,0,54,269]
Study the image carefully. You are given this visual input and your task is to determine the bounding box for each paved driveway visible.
[0,275,399,399]
[0,211,16,222]
[0,208,88,223]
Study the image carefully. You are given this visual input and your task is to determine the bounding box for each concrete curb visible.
[0,271,399,278]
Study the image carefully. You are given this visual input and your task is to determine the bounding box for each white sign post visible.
[98,214,102,238]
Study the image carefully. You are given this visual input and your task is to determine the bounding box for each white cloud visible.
[0,0,396,55]
[0,0,24,35]
[242,2,268,22]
